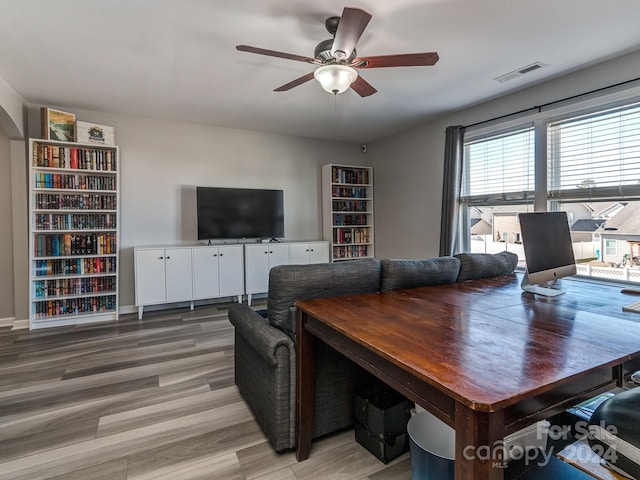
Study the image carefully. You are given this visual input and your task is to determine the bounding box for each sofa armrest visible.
[228,303,294,367]
[229,302,297,451]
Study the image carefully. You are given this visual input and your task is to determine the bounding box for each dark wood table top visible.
[295,274,640,412]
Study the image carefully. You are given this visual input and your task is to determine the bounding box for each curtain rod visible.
[464,76,640,129]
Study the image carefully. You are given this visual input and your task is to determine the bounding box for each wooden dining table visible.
[294,273,640,480]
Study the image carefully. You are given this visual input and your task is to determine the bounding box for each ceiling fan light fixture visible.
[313,64,358,95]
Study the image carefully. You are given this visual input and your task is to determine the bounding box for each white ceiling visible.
[1,1,639,143]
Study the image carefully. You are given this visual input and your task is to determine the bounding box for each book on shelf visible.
[34,276,116,298]
[332,199,368,212]
[32,142,116,172]
[34,257,116,277]
[35,192,116,210]
[33,295,117,318]
[331,166,370,185]
[332,244,370,259]
[35,213,117,231]
[34,233,116,257]
[332,186,368,198]
[34,172,116,190]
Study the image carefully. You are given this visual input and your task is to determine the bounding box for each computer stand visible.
[521,273,566,297]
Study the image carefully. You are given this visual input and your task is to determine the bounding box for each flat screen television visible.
[519,211,577,296]
[196,187,284,240]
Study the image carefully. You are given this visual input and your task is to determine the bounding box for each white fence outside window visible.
[470,237,639,283]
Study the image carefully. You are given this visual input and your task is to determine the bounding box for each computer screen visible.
[519,211,577,296]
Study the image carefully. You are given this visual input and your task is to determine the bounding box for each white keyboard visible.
[623,300,640,313]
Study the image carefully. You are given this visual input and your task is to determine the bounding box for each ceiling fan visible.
[236,6,439,97]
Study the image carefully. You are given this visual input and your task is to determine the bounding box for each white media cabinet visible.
[134,244,244,319]
[134,241,329,317]
[244,241,329,305]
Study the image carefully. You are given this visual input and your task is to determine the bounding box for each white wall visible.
[25,108,365,309]
[0,127,14,320]
[368,125,446,259]
[0,73,23,139]
[0,71,25,323]
[369,49,640,260]
[10,140,28,322]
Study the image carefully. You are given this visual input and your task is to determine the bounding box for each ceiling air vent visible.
[494,62,548,83]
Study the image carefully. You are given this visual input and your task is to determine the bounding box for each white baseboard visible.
[119,305,138,315]
[0,317,29,330]
[0,317,15,327]
[12,319,29,330]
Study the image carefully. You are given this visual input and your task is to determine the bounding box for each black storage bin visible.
[355,422,409,464]
[354,383,413,463]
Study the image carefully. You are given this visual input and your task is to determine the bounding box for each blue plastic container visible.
[407,411,455,480]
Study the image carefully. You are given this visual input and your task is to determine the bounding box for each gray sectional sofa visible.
[228,251,518,452]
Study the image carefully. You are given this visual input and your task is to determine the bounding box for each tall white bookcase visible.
[322,164,374,262]
[28,138,120,329]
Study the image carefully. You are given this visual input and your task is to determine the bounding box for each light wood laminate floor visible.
[0,302,410,479]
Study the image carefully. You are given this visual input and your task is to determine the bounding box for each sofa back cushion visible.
[267,258,381,338]
[380,257,460,292]
[454,251,518,282]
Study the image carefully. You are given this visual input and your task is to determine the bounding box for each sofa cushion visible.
[380,257,460,292]
[267,258,381,338]
[454,251,519,282]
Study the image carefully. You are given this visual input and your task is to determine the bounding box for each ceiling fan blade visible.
[350,75,377,97]
[274,72,316,92]
[236,45,316,64]
[355,52,440,68]
[331,7,372,59]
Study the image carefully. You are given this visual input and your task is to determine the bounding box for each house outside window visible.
[460,94,640,283]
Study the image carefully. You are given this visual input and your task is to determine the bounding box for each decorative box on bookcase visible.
[322,164,374,262]
[28,138,120,329]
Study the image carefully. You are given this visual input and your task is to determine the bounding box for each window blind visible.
[461,126,535,205]
[548,102,640,201]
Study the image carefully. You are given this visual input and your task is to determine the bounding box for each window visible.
[548,102,640,202]
[461,127,535,206]
[461,127,533,263]
[460,94,640,284]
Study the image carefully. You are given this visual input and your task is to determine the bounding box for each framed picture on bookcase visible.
[40,107,76,142]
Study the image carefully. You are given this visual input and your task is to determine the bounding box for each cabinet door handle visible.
[213,254,218,257]
[219,253,223,256]
[159,256,164,260]
[310,249,314,252]
[166,256,171,259]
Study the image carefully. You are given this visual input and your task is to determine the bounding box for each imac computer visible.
[519,211,577,296]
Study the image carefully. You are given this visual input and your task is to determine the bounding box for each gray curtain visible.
[439,125,465,256]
